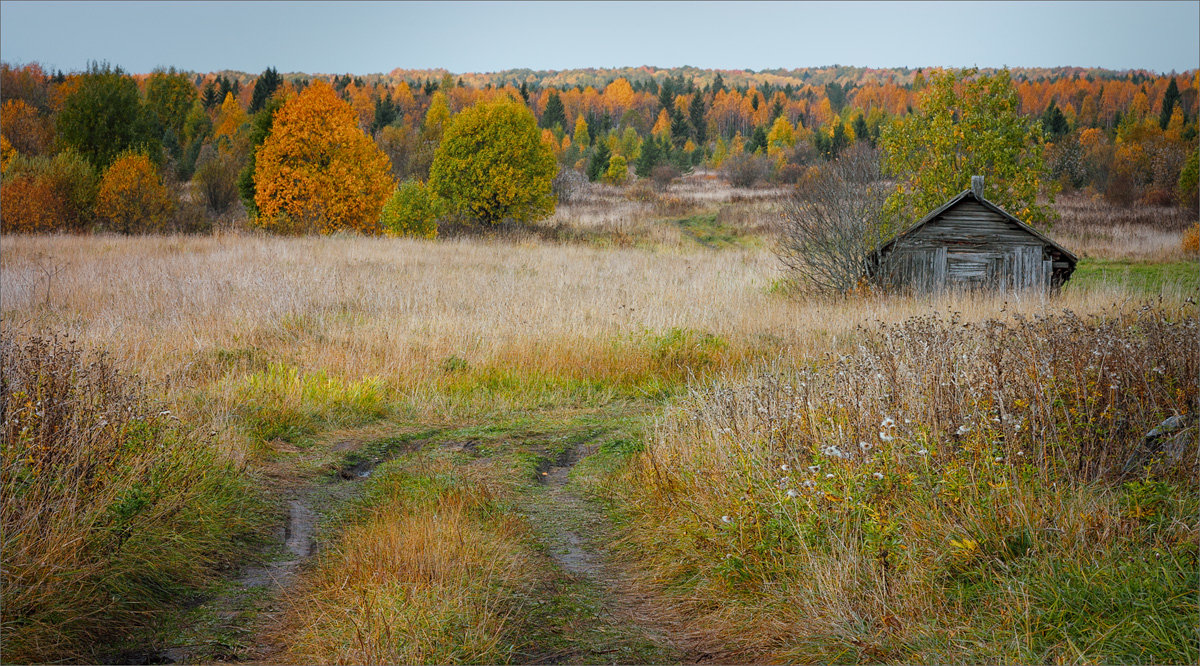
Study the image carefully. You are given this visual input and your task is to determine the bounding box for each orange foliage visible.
[344,82,375,129]
[253,80,393,234]
[652,109,671,136]
[0,175,70,233]
[1183,222,1199,255]
[1,99,52,156]
[0,150,97,232]
[95,152,173,234]
[1,134,13,172]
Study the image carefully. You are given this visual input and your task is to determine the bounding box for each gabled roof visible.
[876,189,1078,264]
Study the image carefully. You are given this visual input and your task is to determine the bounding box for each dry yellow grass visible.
[2,232,1180,440]
[269,457,537,665]
[1,234,1152,374]
[1051,191,1196,261]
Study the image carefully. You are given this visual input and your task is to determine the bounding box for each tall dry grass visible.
[270,456,539,665]
[611,304,1199,663]
[0,335,263,662]
[1050,192,1196,261]
[2,233,1187,448]
[2,225,1193,661]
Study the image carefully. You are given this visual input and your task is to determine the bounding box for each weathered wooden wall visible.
[881,200,1062,294]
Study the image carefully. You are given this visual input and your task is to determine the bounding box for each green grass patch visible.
[1068,259,1199,294]
[674,212,756,249]
[233,363,389,445]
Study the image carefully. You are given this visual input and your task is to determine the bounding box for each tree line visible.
[1,61,1197,236]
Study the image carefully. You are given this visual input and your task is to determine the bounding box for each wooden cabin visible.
[869,176,1076,294]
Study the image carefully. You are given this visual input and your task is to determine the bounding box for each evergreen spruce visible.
[541,90,566,130]
[1160,78,1181,130]
[688,92,707,144]
[586,142,611,182]
[249,67,283,114]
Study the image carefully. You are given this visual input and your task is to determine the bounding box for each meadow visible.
[1,180,1197,663]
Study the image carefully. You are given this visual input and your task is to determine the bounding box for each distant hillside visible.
[195,65,1183,91]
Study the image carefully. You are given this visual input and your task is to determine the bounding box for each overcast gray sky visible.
[1,1,1197,75]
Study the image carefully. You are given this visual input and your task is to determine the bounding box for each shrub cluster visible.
[618,304,1198,663]
[0,335,264,662]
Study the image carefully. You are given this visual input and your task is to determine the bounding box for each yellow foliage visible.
[1165,108,1186,143]
[95,152,173,234]
[424,91,451,141]
[731,132,746,155]
[1182,222,1199,256]
[541,128,559,156]
[0,134,13,173]
[602,77,635,112]
[573,114,590,149]
[652,109,671,137]
[1079,127,1104,149]
[213,93,246,148]
[604,154,629,185]
[2,99,52,155]
[710,137,729,167]
[766,115,797,162]
[428,98,556,224]
[253,80,394,234]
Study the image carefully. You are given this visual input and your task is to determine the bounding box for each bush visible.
[618,304,1199,664]
[551,167,587,204]
[192,144,240,215]
[254,81,393,234]
[0,150,97,232]
[603,154,629,185]
[95,151,174,234]
[1183,222,1199,256]
[772,162,806,185]
[720,151,769,187]
[168,193,213,234]
[777,144,890,295]
[1,335,263,662]
[379,180,440,239]
[1,98,53,156]
[429,98,557,224]
[650,164,680,190]
[1177,148,1198,212]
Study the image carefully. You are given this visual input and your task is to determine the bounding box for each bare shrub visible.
[551,167,587,205]
[650,164,680,190]
[169,192,213,234]
[772,162,805,185]
[720,152,770,188]
[776,144,890,295]
[192,145,241,215]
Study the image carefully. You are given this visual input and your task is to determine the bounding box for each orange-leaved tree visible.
[95,151,173,234]
[252,80,393,234]
[1,150,97,233]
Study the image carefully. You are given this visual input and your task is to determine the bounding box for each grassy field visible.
[1,183,1197,663]
[1069,258,1199,295]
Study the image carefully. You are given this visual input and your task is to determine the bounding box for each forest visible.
[2,62,1198,235]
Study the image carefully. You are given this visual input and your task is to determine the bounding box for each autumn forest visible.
[2,62,1198,235]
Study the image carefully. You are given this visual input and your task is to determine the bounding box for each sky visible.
[1,1,1197,75]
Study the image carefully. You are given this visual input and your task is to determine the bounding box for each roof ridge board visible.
[875,189,1077,264]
